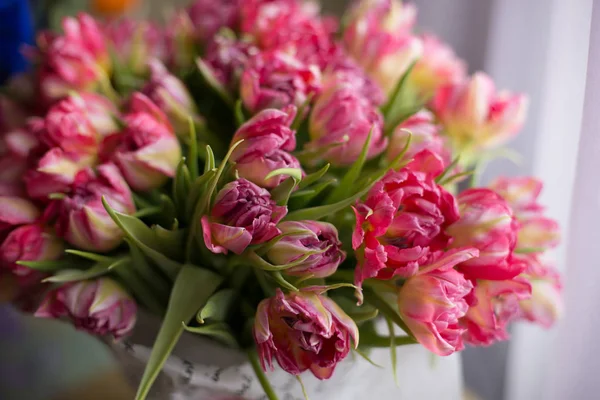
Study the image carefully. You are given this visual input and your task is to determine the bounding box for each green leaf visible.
[197,289,235,323]
[326,127,373,204]
[133,206,163,219]
[333,295,380,323]
[43,257,130,283]
[298,163,330,190]
[151,225,185,255]
[64,249,112,263]
[283,182,371,221]
[291,94,314,131]
[173,158,192,213]
[438,170,474,186]
[386,317,399,386]
[353,348,384,368]
[204,145,215,173]
[16,259,71,272]
[364,290,415,340]
[135,264,223,400]
[270,176,299,206]
[103,198,182,280]
[289,178,336,209]
[234,99,246,126]
[196,58,233,106]
[271,271,299,291]
[185,169,217,219]
[125,239,170,299]
[113,263,166,316]
[183,322,238,348]
[187,118,199,180]
[435,156,460,184]
[514,247,546,254]
[265,168,303,182]
[381,61,417,123]
[158,194,177,227]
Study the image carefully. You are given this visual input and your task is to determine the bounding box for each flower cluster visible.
[0,1,563,399]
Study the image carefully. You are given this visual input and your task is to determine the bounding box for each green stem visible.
[247,348,279,400]
[359,334,416,348]
[254,268,275,297]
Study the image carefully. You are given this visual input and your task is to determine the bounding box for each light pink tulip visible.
[203,34,259,91]
[489,176,544,217]
[267,220,346,278]
[343,0,421,95]
[306,81,386,166]
[462,277,531,346]
[35,278,137,339]
[325,56,385,106]
[254,288,358,379]
[352,167,460,288]
[409,34,466,98]
[240,50,322,114]
[432,72,528,160]
[108,93,182,192]
[447,189,524,280]
[201,179,287,255]
[397,249,477,356]
[25,148,87,200]
[0,196,40,232]
[47,163,135,252]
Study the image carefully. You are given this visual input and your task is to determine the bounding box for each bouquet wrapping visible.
[0,1,563,399]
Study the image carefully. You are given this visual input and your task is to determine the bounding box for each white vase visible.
[112,312,463,400]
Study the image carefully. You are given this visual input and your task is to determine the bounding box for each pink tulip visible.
[47,163,135,252]
[37,13,110,100]
[0,224,63,286]
[517,255,563,328]
[267,220,346,278]
[352,168,460,288]
[254,289,358,379]
[385,110,451,166]
[409,34,466,98]
[164,11,196,70]
[108,93,182,192]
[431,73,528,160]
[0,196,40,232]
[306,81,386,166]
[25,148,87,200]
[204,34,259,91]
[447,189,523,280]
[236,149,303,188]
[325,56,385,106]
[201,178,287,255]
[343,0,421,95]
[462,277,532,346]
[141,60,199,135]
[1,123,42,186]
[186,0,240,43]
[489,176,544,217]
[397,249,477,355]
[240,50,322,114]
[102,18,166,75]
[517,216,560,251]
[35,278,137,339]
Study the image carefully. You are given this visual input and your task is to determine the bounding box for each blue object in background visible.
[0,0,35,83]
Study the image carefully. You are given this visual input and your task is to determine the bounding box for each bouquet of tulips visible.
[0,0,563,398]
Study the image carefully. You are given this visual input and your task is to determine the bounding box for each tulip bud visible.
[408,34,466,99]
[267,221,346,278]
[0,224,63,286]
[0,196,40,232]
[38,13,111,100]
[254,289,358,379]
[517,255,563,328]
[306,81,386,166]
[241,50,322,114]
[384,110,451,166]
[462,277,531,346]
[432,73,528,162]
[186,0,239,44]
[201,179,287,255]
[142,60,200,136]
[397,252,476,355]
[204,34,259,91]
[35,278,137,339]
[49,163,135,252]
[343,0,421,96]
[109,93,182,192]
[165,11,196,70]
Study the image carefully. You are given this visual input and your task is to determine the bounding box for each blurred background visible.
[2,0,598,399]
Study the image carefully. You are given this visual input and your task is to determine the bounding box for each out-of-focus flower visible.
[254,288,358,379]
[325,56,385,106]
[267,220,346,278]
[447,188,523,280]
[141,60,199,135]
[384,110,450,165]
[1,123,42,186]
[0,197,40,232]
[186,0,240,44]
[103,18,166,75]
[488,177,544,217]
[25,148,85,200]
[108,93,182,192]
[164,11,197,70]
[306,81,386,166]
[462,277,531,346]
[408,34,466,99]
[240,50,322,114]
[398,250,477,355]
[47,163,135,252]
[0,96,28,133]
[201,179,287,255]
[230,106,301,187]
[352,168,459,287]
[204,34,259,91]
[37,13,111,100]
[517,255,563,328]
[0,224,63,286]
[431,72,528,161]
[35,278,137,339]
[343,0,421,96]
